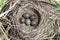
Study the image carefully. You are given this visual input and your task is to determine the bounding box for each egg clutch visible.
[19,13,38,26]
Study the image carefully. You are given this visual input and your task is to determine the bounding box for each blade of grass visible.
[0,0,8,7]
[50,0,60,10]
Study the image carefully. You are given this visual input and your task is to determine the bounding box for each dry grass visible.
[0,0,60,40]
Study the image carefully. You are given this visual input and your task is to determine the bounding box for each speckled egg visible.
[30,20,38,26]
[25,19,31,26]
[30,14,37,20]
[22,13,30,19]
[19,17,25,24]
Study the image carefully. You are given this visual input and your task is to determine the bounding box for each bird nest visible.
[0,0,60,40]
